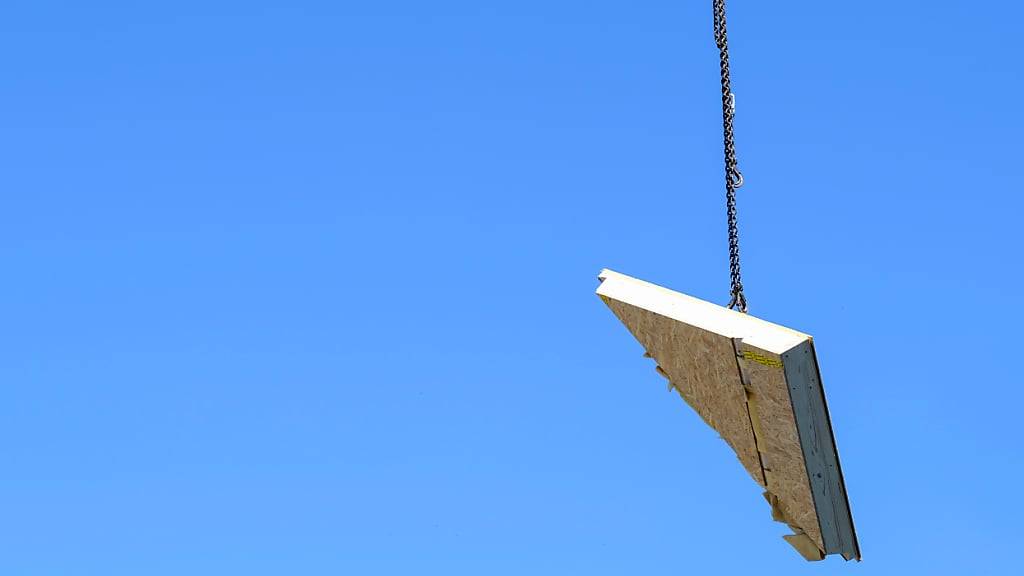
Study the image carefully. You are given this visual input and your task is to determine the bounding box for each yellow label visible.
[743,350,783,368]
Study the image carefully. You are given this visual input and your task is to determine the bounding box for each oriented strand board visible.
[596,269,860,561]
[736,341,823,550]
[602,298,765,486]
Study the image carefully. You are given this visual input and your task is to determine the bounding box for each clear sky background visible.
[3,1,1022,574]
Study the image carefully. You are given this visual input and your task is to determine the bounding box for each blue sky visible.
[2,1,1022,573]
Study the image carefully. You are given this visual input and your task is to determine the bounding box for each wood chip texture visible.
[601,297,765,486]
[738,342,823,550]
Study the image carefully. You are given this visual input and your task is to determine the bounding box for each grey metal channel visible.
[782,340,860,561]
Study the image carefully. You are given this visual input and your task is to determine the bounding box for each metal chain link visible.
[713,0,748,313]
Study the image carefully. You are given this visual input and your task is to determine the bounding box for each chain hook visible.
[731,169,744,189]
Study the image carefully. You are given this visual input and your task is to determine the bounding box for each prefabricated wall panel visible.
[596,269,860,561]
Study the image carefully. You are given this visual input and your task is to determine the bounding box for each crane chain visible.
[713,0,748,313]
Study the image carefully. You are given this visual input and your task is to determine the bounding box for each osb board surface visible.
[739,343,823,551]
[784,533,825,562]
[602,296,765,486]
